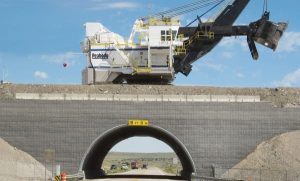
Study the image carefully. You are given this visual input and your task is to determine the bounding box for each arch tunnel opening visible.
[79,124,196,180]
[104,136,183,176]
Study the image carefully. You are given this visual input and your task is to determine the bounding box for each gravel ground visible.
[0,138,51,181]
[0,84,300,107]
[222,130,300,181]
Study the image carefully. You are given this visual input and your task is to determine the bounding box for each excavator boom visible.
[174,0,287,76]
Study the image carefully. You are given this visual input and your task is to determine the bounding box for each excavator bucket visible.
[253,21,288,51]
[247,12,288,60]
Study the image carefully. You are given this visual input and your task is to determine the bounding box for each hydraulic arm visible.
[173,0,288,76]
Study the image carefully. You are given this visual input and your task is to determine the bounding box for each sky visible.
[110,137,173,153]
[0,0,300,87]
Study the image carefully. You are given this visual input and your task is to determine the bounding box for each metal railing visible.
[65,171,85,180]
[175,31,215,55]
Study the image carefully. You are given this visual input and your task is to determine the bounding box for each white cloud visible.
[34,71,48,79]
[221,51,233,59]
[108,2,138,9]
[235,72,245,79]
[39,52,83,66]
[202,62,225,72]
[192,64,200,72]
[274,68,300,87]
[277,32,300,52]
[218,37,247,49]
[89,1,139,10]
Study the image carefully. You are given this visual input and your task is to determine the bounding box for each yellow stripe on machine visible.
[134,67,152,74]
[128,120,149,126]
[54,176,60,181]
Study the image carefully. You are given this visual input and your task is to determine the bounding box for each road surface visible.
[85,167,184,181]
[116,167,169,175]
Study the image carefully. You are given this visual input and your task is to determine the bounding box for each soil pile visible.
[0,138,51,181]
[223,131,300,181]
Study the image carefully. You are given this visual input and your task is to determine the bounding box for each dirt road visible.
[86,167,183,181]
[116,167,169,175]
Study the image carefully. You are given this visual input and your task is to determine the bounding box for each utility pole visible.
[1,69,3,84]
[2,67,8,84]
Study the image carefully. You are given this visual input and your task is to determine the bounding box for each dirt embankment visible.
[223,131,300,181]
[0,138,51,181]
[0,84,300,107]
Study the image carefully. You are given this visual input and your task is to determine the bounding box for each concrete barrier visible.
[15,93,261,103]
[113,94,138,101]
[211,95,237,102]
[163,95,187,102]
[39,94,65,100]
[89,94,114,101]
[187,95,211,102]
[138,95,162,102]
[65,94,89,101]
[236,95,260,102]
[15,93,40,100]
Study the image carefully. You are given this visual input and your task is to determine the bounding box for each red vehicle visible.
[131,161,138,169]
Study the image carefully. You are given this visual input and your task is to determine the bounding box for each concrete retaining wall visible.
[15,93,260,103]
[0,100,299,177]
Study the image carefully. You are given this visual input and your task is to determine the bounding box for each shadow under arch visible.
[79,124,196,180]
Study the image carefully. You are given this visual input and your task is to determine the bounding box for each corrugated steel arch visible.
[79,124,196,180]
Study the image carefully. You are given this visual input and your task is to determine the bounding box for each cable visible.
[168,0,222,17]
[185,0,225,27]
[167,0,223,18]
[263,0,268,13]
[152,0,212,17]
[150,0,223,18]
[152,0,209,17]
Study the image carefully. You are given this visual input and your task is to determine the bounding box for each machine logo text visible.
[92,53,109,60]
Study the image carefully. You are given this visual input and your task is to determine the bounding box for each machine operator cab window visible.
[161,30,178,42]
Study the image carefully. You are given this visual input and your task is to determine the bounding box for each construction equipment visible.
[81,0,287,84]
[131,161,139,169]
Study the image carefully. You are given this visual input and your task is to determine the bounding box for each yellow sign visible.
[128,120,149,126]
[54,176,60,181]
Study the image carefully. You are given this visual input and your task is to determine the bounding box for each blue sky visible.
[0,0,299,87]
[111,137,173,153]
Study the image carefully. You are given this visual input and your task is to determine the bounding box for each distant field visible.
[102,152,182,175]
